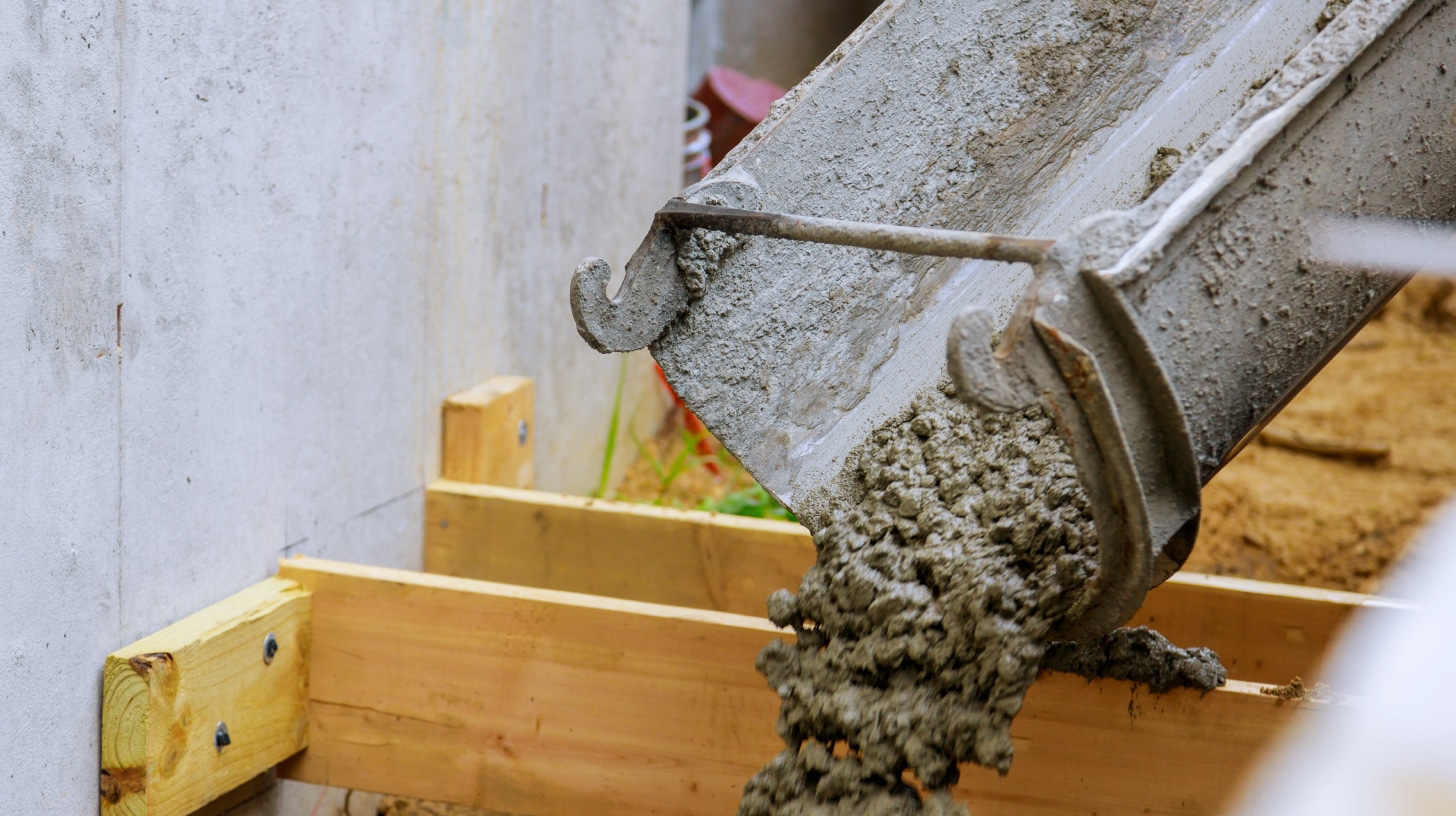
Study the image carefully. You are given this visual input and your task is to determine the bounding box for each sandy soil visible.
[1186,277,1456,593]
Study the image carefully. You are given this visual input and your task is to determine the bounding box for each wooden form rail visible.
[103,557,1337,816]
[425,479,1408,684]
[99,377,1404,814]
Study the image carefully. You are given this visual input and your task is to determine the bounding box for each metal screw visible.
[517,420,529,446]
[263,632,279,664]
[214,722,231,752]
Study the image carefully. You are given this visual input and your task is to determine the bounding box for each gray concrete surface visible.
[657,0,1335,521]
[0,1,685,812]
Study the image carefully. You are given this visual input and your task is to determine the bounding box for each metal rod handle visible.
[658,199,1054,265]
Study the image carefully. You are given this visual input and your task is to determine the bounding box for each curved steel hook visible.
[946,307,1038,412]
[570,221,688,354]
[572,172,765,354]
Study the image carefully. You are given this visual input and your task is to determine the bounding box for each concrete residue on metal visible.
[1146,147,1183,197]
[1087,0,1456,480]
[654,0,1334,516]
[740,383,1101,814]
[674,226,741,300]
[1040,626,1227,693]
[674,195,743,300]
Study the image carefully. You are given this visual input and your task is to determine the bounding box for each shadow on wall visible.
[689,0,883,91]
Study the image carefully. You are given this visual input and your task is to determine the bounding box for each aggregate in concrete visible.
[1041,626,1227,694]
[740,383,1100,814]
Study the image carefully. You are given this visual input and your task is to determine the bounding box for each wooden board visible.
[440,376,535,488]
[276,557,781,815]
[277,556,1323,816]
[965,676,1317,815]
[1129,571,1408,684]
[425,480,815,619]
[101,577,311,816]
[424,480,1405,683]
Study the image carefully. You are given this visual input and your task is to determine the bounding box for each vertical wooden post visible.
[440,376,535,488]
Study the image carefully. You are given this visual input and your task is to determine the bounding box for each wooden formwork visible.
[100,378,1405,816]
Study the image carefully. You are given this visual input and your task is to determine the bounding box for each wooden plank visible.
[440,376,535,488]
[101,577,311,816]
[1129,572,1409,684]
[277,556,1322,816]
[424,480,1402,683]
[425,480,815,619]
[959,676,1317,815]
[276,557,781,815]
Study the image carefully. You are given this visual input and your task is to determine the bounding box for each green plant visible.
[699,484,797,523]
[593,356,630,499]
[630,426,715,503]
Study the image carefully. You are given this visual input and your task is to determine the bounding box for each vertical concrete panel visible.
[0,2,689,812]
[116,1,434,642]
[425,0,686,495]
[0,2,122,810]
[535,0,687,493]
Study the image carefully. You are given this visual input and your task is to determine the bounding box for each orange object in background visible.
[692,66,786,166]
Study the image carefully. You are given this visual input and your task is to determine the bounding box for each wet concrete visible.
[1042,626,1226,694]
[741,383,1100,814]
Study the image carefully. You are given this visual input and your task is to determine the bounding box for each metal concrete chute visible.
[952,0,1456,636]
[570,0,1456,639]
[576,0,1339,518]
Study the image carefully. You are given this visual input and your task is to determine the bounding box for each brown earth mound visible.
[1186,277,1456,593]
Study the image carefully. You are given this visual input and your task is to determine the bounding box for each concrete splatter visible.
[1041,626,1226,694]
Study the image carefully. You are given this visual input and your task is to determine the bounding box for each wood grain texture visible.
[423,480,1400,683]
[425,480,815,618]
[277,557,1324,815]
[441,377,536,488]
[100,577,311,816]
[960,676,1318,815]
[276,557,782,815]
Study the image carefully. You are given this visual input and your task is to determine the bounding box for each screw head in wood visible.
[517,420,529,446]
[263,632,279,664]
[215,722,231,752]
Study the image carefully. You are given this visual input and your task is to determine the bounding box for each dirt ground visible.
[1186,277,1456,593]
[376,277,1456,815]
[612,418,759,509]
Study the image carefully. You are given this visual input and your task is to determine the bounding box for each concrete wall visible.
[0,1,686,813]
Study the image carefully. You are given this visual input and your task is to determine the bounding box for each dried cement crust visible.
[655,0,1329,514]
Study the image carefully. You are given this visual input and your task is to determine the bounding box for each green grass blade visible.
[594,356,630,498]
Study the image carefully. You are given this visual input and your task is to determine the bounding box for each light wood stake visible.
[440,376,535,487]
[100,578,311,816]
